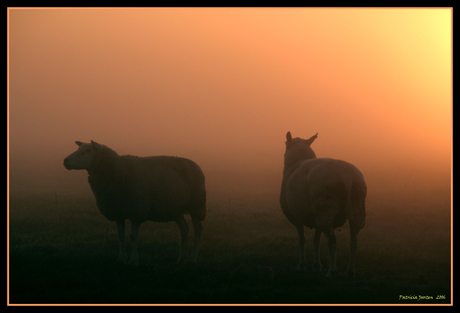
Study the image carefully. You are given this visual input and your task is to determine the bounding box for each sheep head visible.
[284,132,318,166]
[286,132,318,148]
[63,140,101,170]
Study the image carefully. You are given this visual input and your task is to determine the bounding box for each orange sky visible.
[8,8,452,201]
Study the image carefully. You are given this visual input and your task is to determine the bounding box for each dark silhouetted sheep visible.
[280,132,366,278]
[64,140,206,265]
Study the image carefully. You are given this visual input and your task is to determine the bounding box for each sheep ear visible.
[75,141,83,146]
[91,140,101,151]
[306,132,318,146]
[286,131,293,145]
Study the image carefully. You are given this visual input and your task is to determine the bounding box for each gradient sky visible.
[8,8,452,202]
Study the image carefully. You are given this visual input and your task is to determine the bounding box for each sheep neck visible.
[280,154,315,209]
[283,152,316,179]
[87,148,120,180]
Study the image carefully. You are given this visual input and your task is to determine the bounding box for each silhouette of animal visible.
[280,132,366,278]
[64,140,206,265]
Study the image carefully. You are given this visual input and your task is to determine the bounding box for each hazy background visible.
[8,8,451,209]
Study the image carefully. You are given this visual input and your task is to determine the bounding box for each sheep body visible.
[282,157,366,230]
[88,153,206,223]
[64,141,206,265]
[280,132,366,278]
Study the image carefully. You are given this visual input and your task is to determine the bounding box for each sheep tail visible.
[343,177,354,224]
[345,176,366,230]
[190,188,207,222]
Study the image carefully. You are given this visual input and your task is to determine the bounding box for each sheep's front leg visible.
[128,221,141,266]
[295,224,306,271]
[116,220,127,264]
[175,215,189,264]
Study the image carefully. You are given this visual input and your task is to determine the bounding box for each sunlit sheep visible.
[64,140,206,265]
[280,132,367,278]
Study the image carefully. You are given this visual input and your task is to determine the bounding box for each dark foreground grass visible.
[8,194,451,305]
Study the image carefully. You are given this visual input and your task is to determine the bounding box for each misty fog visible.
[8,8,451,215]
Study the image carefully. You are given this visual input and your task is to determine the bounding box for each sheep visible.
[280,132,367,278]
[63,140,206,266]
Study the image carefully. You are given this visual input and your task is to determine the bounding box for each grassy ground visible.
[8,193,451,305]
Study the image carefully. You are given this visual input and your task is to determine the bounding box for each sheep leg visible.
[190,216,203,264]
[116,220,127,264]
[175,215,189,264]
[347,224,359,278]
[295,224,306,271]
[324,229,337,279]
[128,221,141,266]
[312,228,322,273]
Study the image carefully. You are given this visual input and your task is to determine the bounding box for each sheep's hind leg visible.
[190,215,203,264]
[175,215,189,264]
[324,229,338,279]
[347,223,359,278]
[116,220,127,264]
[312,228,322,273]
[128,221,141,266]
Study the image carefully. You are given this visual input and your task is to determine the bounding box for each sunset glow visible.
[8,8,452,201]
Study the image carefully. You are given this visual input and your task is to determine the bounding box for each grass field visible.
[8,192,451,305]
